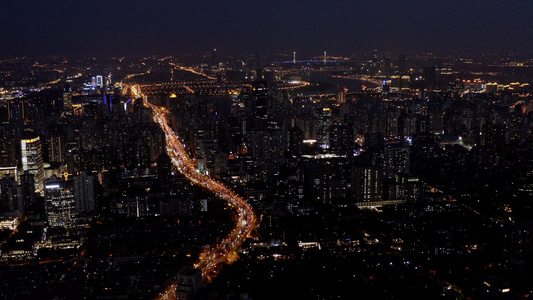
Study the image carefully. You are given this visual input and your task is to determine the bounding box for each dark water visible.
[293,72,375,95]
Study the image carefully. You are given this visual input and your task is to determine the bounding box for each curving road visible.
[129,85,257,299]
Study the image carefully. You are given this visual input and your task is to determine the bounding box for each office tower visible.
[20,170,36,207]
[96,75,103,88]
[74,171,95,214]
[175,267,204,300]
[0,174,21,214]
[20,130,44,192]
[250,78,269,128]
[63,85,72,113]
[44,175,76,230]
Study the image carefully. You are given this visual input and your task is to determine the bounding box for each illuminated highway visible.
[129,85,257,299]
[169,62,217,80]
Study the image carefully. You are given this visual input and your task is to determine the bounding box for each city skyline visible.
[1,47,533,299]
[1,0,533,58]
[2,2,533,298]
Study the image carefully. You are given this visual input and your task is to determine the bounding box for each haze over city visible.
[1,0,533,57]
[2,1,533,300]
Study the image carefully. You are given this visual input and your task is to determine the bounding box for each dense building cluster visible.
[1,52,533,299]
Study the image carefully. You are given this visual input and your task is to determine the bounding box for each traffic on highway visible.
[128,85,257,299]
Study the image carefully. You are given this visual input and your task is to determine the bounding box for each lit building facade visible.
[44,175,76,230]
[20,130,44,193]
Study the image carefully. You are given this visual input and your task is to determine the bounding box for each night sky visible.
[1,0,532,57]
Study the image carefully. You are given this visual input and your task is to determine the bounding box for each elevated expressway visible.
[129,85,257,299]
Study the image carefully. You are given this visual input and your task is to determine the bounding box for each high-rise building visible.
[44,175,76,230]
[0,174,21,214]
[372,49,378,68]
[288,126,303,157]
[74,171,95,214]
[96,75,103,88]
[0,131,18,166]
[330,124,354,152]
[384,142,410,178]
[250,78,269,128]
[47,129,65,163]
[7,99,25,123]
[175,267,204,300]
[317,108,332,149]
[398,53,407,74]
[0,166,18,182]
[20,170,36,207]
[353,165,383,204]
[394,173,424,204]
[156,152,172,187]
[63,85,72,113]
[336,89,346,104]
[20,130,44,192]
[485,82,498,93]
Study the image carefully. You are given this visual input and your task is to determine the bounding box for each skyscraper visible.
[353,165,383,204]
[96,75,103,88]
[0,174,21,214]
[63,85,72,114]
[44,175,76,230]
[175,267,204,300]
[384,142,410,178]
[47,128,65,163]
[372,49,378,68]
[20,170,36,207]
[20,130,44,192]
[74,171,95,214]
[398,53,407,75]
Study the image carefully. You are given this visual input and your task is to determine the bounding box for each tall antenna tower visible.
[293,51,296,64]
[324,51,327,64]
